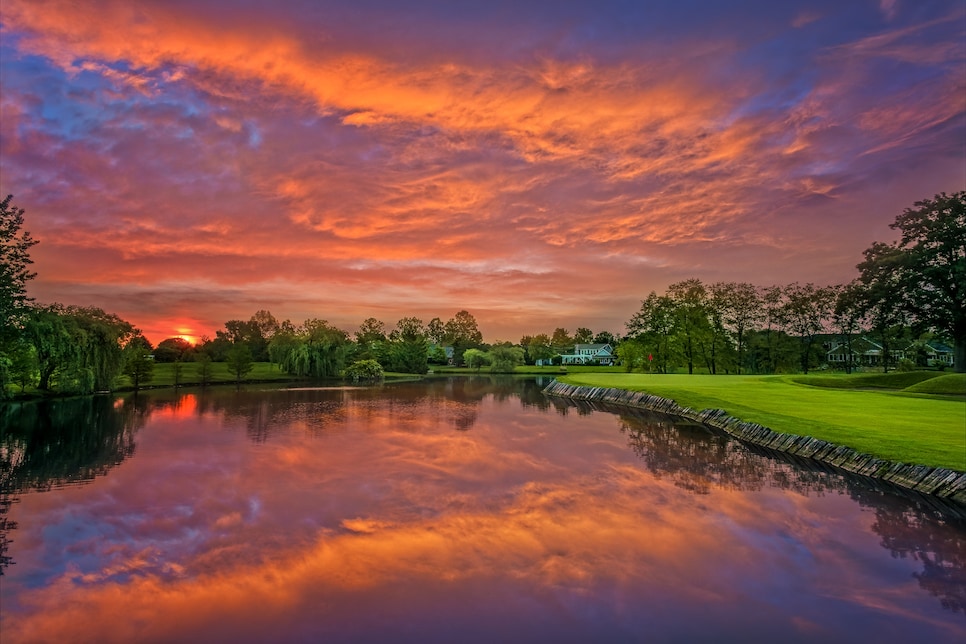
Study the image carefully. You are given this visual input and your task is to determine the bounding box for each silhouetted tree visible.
[858,192,965,372]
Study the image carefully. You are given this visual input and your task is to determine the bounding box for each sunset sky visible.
[1,0,964,344]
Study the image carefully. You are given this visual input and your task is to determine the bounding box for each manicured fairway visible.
[558,373,966,471]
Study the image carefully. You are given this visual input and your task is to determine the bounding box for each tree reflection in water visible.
[567,398,966,616]
[1,378,963,618]
[0,395,148,574]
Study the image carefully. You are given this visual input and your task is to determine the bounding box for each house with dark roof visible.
[825,336,905,368]
[560,343,617,366]
[905,340,955,368]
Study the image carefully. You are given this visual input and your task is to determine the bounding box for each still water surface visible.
[1,378,964,643]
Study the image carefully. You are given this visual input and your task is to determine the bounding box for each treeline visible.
[626,191,964,375]
[1,305,506,395]
[620,279,913,375]
[204,309,490,378]
[0,191,962,396]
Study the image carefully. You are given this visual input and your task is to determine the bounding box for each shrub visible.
[344,359,384,382]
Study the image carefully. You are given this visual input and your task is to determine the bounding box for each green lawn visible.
[430,365,625,375]
[557,372,966,471]
[115,362,296,388]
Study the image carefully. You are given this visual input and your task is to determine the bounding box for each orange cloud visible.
[1,0,963,340]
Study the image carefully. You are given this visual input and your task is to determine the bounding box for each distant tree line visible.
[0,191,962,397]
[622,191,964,375]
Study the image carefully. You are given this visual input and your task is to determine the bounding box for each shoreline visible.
[542,380,966,505]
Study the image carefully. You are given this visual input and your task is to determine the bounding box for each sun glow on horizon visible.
[175,330,200,346]
[1,0,963,341]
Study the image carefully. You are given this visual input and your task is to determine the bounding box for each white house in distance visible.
[560,343,617,366]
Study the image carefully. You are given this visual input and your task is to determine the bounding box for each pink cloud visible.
[1,0,963,341]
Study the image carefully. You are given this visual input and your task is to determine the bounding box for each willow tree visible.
[24,305,134,393]
[23,305,76,391]
[270,319,353,379]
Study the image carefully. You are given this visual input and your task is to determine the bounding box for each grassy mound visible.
[904,373,966,395]
[556,373,966,471]
[790,371,942,390]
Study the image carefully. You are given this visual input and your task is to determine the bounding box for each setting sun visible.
[1,2,963,642]
[1,0,962,343]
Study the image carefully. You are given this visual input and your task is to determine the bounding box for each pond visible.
[1,377,964,643]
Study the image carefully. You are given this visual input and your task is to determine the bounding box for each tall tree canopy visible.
[444,310,483,365]
[0,195,38,395]
[0,194,37,335]
[858,191,965,372]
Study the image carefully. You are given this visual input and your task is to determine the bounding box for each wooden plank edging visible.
[542,380,966,505]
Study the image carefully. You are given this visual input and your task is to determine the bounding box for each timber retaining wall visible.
[542,380,966,505]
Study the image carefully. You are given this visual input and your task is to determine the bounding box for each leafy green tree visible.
[388,317,429,374]
[856,243,910,372]
[77,307,135,390]
[268,329,299,367]
[226,343,254,382]
[250,310,281,341]
[427,344,448,365]
[23,305,73,391]
[615,339,646,372]
[194,351,214,386]
[444,310,484,365]
[123,337,154,390]
[217,317,269,361]
[527,333,554,365]
[519,334,534,364]
[573,327,594,344]
[356,317,387,345]
[7,340,35,392]
[550,327,572,354]
[0,194,37,396]
[592,330,618,345]
[700,283,733,374]
[714,282,761,374]
[463,348,490,372]
[858,192,965,372]
[668,279,710,375]
[197,334,231,361]
[271,319,353,379]
[626,291,677,373]
[782,283,835,374]
[488,344,523,373]
[153,337,193,362]
[427,317,446,344]
[0,194,37,336]
[354,317,388,362]
[833,282,867,374]
[22,305,133,393]
[172,359,185,387]
[757,285,791,373]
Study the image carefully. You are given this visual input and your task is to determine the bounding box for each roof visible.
[574,343,612,351]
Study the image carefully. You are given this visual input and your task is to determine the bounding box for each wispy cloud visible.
[1,0,963,341]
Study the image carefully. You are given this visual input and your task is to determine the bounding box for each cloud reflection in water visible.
[1,380,963,643]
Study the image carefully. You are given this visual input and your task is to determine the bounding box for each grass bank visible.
[430,365,625,375]
[557,372,966,471]
[114,362,296,389]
